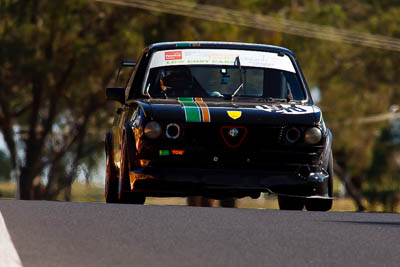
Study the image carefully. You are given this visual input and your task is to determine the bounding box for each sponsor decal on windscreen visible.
[164,51,182,61]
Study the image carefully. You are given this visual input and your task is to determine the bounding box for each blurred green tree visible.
[0,150,12,181]
[0,0,144,199]
[364,123,400,212]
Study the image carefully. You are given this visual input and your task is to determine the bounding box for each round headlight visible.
[304,127,322,144]
[144,121,162,139]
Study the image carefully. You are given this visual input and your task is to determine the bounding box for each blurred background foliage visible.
[0,149,12,181]
[0,0,400,211]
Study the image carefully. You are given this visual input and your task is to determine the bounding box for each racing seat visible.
[160,67,194,97]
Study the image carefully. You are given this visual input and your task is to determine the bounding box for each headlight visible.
[144,121,162,139]
[304,127,322,144]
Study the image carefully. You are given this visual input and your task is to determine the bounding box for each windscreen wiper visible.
[265,97,288,102]
[231,56,245,99]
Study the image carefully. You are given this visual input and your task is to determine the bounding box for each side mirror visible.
[106,87,125,104]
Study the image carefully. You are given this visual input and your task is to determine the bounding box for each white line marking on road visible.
[0,211,23,267]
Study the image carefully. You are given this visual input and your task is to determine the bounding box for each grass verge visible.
[0,181,361,211]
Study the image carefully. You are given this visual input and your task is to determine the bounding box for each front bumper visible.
[129,166,331,199]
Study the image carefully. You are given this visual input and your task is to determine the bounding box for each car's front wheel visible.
[278,195,304,210]
[118,131,146,205]
[105,133,119,203]
[304,198,332,211]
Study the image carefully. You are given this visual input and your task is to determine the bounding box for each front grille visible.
[184,123,285,148]
[149,123,324,171]
[247,125,285,147]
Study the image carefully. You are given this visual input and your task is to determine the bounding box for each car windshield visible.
[144,49,306,101]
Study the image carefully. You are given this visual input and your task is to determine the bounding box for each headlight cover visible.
[304,127,322,144]
[144,121,162,139]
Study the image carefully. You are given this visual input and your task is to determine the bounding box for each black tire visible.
[105,134,119,203]
[118,132,146,205]
[278,195,304,210]
[187,196,213,207]
[305,151,334,211]
[220,198,236,208]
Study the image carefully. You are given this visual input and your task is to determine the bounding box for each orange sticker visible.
[165,51,182,60]
[195,97,211,122]
[171,149,185,155]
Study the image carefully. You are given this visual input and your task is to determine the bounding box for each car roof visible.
[146,41,295,56]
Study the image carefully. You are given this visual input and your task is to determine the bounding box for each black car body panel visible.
[106,41,333,200]
[139,99,319,124]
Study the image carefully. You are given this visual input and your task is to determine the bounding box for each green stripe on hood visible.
[178,97,201,122]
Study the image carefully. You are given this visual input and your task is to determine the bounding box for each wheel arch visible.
[321,129,333,170]
[105,131,117,171]
[104,132,113,159]
[122,124,138,170]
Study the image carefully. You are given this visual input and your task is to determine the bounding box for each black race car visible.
[105,41,333,211]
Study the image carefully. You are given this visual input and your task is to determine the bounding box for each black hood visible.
[137,98,320,126]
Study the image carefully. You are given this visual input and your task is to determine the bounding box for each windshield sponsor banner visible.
[150,49,296,73]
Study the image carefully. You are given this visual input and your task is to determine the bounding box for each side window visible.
[147,68,163,98]
[263,69,305,100]
[283,72,305,100]
[128,51,149,100]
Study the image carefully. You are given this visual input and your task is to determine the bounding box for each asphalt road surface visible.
[1,200,400,267]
